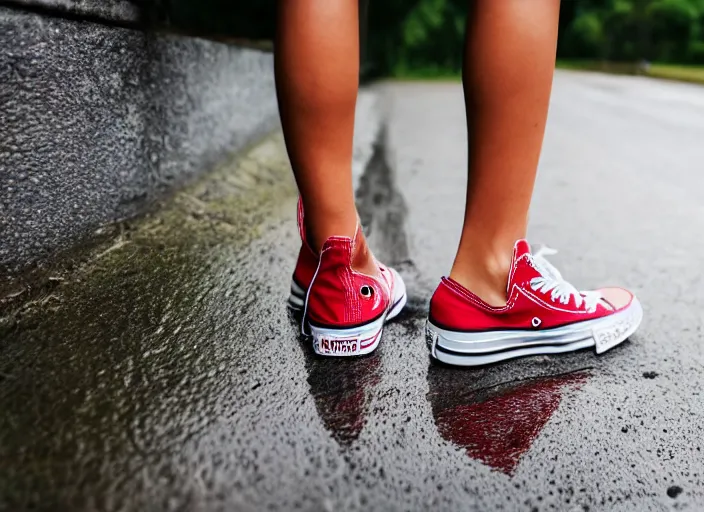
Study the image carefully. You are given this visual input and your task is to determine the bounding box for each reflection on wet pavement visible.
[428,368,590,475]
[305,352,382,447]
[289,308,382,447]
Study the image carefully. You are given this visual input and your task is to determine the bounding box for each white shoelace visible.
[530,247,602,313]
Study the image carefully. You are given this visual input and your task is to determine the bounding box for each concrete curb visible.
[0,7,278,276]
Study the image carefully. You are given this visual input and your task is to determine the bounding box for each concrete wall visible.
[0,6,278,275]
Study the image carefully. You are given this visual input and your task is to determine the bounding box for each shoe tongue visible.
[507,239,538,292]
[513,239,532,259]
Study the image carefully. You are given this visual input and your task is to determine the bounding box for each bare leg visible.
[275,0,368,263]
[450,0,561,306]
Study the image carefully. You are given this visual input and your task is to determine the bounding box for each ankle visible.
[304,209,358,250]
[449,250,512,307]
[301,196,357,249]
[349,230,379,278]
[298,198,379,276]
[306,220,355,252]
[304,217,378,278]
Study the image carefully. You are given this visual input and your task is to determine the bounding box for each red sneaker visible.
[288,200,407,356]
[427,240,643,366]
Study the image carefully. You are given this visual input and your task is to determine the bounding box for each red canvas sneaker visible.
[427,240,643,366]
[288,200,407,356]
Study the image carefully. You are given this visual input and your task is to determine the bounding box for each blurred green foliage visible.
[148,1,704,75]
[367,0,465,77]
[366,0,704,77]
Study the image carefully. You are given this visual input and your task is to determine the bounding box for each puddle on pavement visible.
[356,124,413,270]
[354,117,436,330]
[427,367,590,476]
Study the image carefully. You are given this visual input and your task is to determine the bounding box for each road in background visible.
[2,71,704,511]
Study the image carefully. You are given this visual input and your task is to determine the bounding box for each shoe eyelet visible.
[532,317,542,328]
[360,285,374,298]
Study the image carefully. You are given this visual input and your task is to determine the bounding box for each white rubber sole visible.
[289,273,407,357]
[427,298,643,366]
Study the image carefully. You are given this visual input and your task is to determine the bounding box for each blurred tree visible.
[603,0,639,60]
[565,11,607,58]
[647,0,698,60]
[367,0,465,77]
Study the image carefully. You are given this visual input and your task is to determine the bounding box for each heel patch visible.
[316,337,360,356]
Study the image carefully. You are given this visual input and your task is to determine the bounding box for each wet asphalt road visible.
[3,71,704,511]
